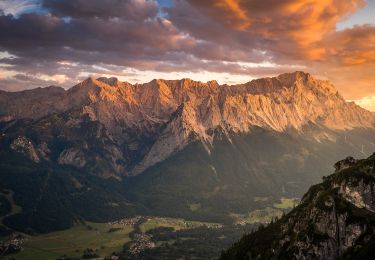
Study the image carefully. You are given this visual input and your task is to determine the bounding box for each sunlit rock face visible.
[1,71,374,176]
[2,72,372,130]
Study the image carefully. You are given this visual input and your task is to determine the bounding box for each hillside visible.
[221,154,375,259]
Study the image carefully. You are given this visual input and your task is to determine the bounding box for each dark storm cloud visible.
[0,0,374,102]
[0,5,266,77]
[0,12,193,69]
[0,0,280,87]
[0,13,187,55]
[42,0,158,20]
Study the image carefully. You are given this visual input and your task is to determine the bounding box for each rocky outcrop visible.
[10,136,40,163]
[221,153,375,259]
[58,148,86,168]
[338,179,375,213]
[334,156,358,171]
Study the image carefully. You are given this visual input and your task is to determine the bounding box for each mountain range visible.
[1,71,375,233]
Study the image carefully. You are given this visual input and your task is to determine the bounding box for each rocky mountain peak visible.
[74,76,105,88]
[278,70,312,83]
[96,77,120,86]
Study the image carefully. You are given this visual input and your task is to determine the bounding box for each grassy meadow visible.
[10,222,133,260]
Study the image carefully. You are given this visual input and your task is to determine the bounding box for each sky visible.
[0,0,374,110]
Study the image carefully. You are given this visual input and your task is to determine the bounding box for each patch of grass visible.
[11,222,133,259]
[231,207,283,225]
[155,239,176,247]
[273,197,299,209]
[139,217,220,233]
[6,217,222,259]
[10,247,61,260]
[189,203,201,212]
[254,197,269,202]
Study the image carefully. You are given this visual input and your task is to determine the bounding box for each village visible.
[0,234,25,256]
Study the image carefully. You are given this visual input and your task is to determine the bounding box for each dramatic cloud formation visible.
[43,0,158,19]
[170,0,365,60]
[0,0,374,109]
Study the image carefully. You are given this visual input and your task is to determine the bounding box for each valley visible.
[1,0,374,258]
[2,216,246,259]
[1,72,375,259]
[0,188,296,259]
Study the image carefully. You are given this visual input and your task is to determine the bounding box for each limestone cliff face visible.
[58,148,86,168]
[2,72,372,132]
[1,72,374,175]
[10,136,40,163]
[338,178,375,213]
[221,153,375,260]
[284,174,375,259]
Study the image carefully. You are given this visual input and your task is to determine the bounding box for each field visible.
[231,207,283,225]
[5,217,222,259]
[139,217,221,233]
[231,197,299,225]
[1,196,297,259]
[10,222,133,260]
[273,197,299,209]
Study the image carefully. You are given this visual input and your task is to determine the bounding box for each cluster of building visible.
[128,233,155,255]
[0,234,25,256]
[107,216,144,227]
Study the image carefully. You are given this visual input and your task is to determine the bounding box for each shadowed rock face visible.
[334,156,358,171]
[0,71,374,175]
[221,153,375,260]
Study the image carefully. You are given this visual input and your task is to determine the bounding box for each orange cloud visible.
[187,0,365,60]
[213,0,251,30]
[180,0,374,103]
[323,25,375,65]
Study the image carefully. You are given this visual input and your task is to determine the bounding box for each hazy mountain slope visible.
[0,86,66,121]
[125,126,375,222]
[221,154,375,260]
[0,134,138,234]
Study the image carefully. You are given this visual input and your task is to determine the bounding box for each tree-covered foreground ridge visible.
[222,153,375,260]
